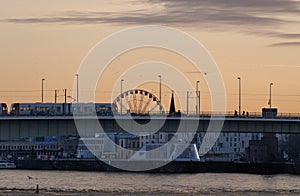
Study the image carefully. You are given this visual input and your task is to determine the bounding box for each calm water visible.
[0,170,300,195]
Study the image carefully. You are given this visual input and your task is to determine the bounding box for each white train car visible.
[10,103,67,116]
[71,103,113,116]
[71,103,95,115]
[95,103,113,116]
[10,102,113,116]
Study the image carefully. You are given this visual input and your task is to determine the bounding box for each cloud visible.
[2,0,300,44]
[243,31,300,39]
[241,63,300,68]
[268,42,300,47]
[264,33,300,39]
[3,0,299,26]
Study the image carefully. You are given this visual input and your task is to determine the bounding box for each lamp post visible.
[41,78,45,103]
[75,74,79,103]
[196,81,200,115]
[187,91,192,115]
[269,82,273,109]
[158,75,162,113]
[237,77,241,116]
[121,79,124,114]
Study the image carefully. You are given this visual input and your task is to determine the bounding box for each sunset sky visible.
[0,0,299,113]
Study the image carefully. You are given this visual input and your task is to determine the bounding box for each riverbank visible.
[14,159,300,174]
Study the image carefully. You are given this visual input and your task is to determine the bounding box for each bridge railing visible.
[1,111,300,119]
[186,111,300,119]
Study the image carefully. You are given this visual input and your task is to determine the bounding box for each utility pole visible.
[196,81,200,115]
[198,89,200,116]
[75,74,79,103]
[186,91,190,115]
[64,89,67,104]
[269,82,273,109]
[237,77,241,116]
[121,79,124,114]
[54,90,57,103]
[41,78,45,103]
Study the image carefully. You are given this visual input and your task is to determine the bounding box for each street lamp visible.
[158,75,162,113]
[186,91,192,115]
[237,77,241,116]
[121,79,124,114]
[41,78,45,103]
[75,74,79,103]
[269,82,273,109]
[196,81,200,115]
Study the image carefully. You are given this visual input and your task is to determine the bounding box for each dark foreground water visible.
[0,170,300,195]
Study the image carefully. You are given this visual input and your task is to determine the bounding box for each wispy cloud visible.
[241,63,300,68]
[3,0,299,26]
[2,0,300,46]
[268,42,300,47]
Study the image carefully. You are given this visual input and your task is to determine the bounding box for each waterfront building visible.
[197,132,262,162]
[248,133,279,162]
[0,136,78,159]
[77,133,116,159]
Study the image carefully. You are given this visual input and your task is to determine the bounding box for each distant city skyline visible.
[0,0,299,113]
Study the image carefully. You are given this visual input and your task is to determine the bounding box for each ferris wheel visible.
[112,89,164,115]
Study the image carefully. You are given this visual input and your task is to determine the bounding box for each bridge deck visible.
[0,115,299,140]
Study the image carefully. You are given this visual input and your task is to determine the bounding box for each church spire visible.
[169,90,176,115]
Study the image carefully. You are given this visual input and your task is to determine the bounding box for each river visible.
[0,170,300,195]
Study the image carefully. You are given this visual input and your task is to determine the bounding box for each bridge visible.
[0,115,299,140]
